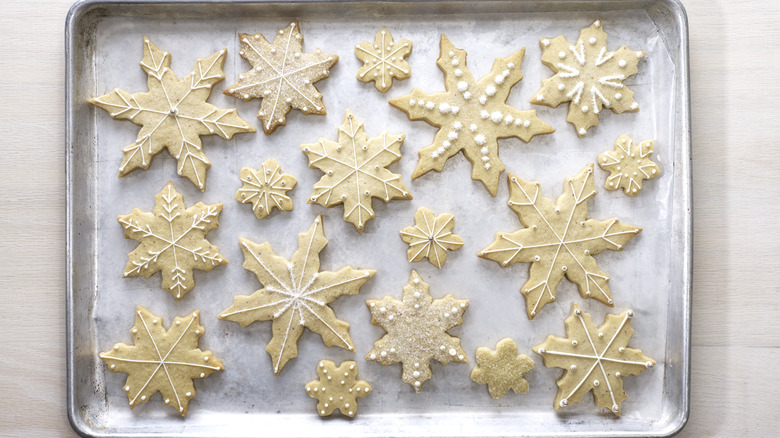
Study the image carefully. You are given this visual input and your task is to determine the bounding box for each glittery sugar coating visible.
[470,338,535,399]
[534,304,655,415]
[366,270,469,393]
[305,360,372,417]
[225,22,338,134]
[99,306,224,416]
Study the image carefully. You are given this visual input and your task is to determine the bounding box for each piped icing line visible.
[597,135,661,197]
[400,207,464,269]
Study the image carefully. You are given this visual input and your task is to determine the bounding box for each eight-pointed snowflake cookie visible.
[219,216,375,375]
[366,270,469,393]
[305,360,372,417]
[389,34,554,196]
[301,110,412,232]
[225,22,339,134]
[235,158,297,219]
[598,135,661,196]
[355,28,412,93]
[470,338,535,399]
[90,37,255,190]
[118,181,227,300]
[400,206,464,268]
[99,306,224,416]
[531,19,645,137]
[534,304,655,415]
[479,164,641,319]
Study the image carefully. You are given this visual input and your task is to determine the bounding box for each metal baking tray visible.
[66,0,691,436]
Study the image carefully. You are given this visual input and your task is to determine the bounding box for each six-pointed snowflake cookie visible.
[598,135,661,196]
[99,306,224,416]
[225,22,339,134]
[90,37,255,190]
[118,181,227,300]
[235,158,297,219]
[301,110,412,232]
[400,207,464,268]
[366,270,469,393]
[534,304,655,415]
[306,360,372,417]
[479,164,641,319]
[470,338,535,399]
[531,19,645,137]
[355,28,412,92]
[219,216,375,375]
[389,34,554,196]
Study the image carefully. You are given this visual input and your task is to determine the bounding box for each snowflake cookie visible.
[400,207,464,268]
[534,304,655,415]
[479,164,641,319]
[219,216,375,375]
[236,158,297,219]
[366,270,469,393]
[470,338,535,399]
[598,135,661,196]
[225,22,339,134]
[355,28,412,93]
[118,181,227,300]
[99,306,224,416]
[301,110,412,232]
[90,37,255,190]
[306,360,372,417]
[389,34,553,196]
[531,19,645,137]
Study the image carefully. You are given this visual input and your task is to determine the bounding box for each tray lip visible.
[64,0,692,436]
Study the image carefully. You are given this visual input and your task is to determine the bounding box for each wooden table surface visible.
[1,0,778,436]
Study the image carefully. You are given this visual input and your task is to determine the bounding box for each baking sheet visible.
[66,1,691,436]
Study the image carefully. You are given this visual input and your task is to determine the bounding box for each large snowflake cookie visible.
[479,164,641,319]
[225,22,339,134]
[306,360,372,417]
[598,135,661,196]
[366,270,469,393]
[534,304,655,415]
[531,19,645,137]
[355,28,412,93]
[99,306,224,416]
[470,338,535,399]
[301,110,412,232]
[389,34,553,196]
[236,158,297,219]
[90,37,255,190]
[219,216,375,375]
[118,181,227,300]
[399,207,464,268]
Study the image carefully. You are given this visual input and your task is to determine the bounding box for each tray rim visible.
[65,0,692,436]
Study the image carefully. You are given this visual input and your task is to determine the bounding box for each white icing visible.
[490,111,503,123]
[457,81,468,92]
[479,95,487,105]
[485,85,496,96]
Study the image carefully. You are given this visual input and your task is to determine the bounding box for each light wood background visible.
[1,0,778,436]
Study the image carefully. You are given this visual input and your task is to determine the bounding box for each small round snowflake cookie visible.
[235,158,297,219]
[598,135,661,197]
[399,207,464,268]
[531,19,646,137]
[355,28,412,93]
[305,360,372,417]
[470,338,535,399]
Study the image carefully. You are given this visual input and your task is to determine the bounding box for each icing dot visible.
[448,131,458,141]
[413,371,420,378]
[425,101,435,110]
[490,111,503,123]
[440,345,446,351]
[579,128,587,136]
[616,372,622,378]
[110,364,115,369]
[494,74,505,85]
[542,39,550,46]
[615,93,623,100]
[414,362,420,368]
[558,84,565,91]
[560,399,568,407]
[449,51,455,57]
[636,51,644,58]
[630,102,639,110]
[480,146,489,155]
[415,381,421,387]
[439,103,451,114]
[485,85,497,96]
[582,105,589,113]
[449,348,457,356]
[538,348,546,355]
[469,124,478,132]
[589,37,597,44]
[453,121,463,130]
[369,353,376,360]
[454,69,463,77]
[141,395,147,401]
[480,110,490,119]
[457,81,468,92]
[200,373,205,378]
[409,99,416,107]
[451,59,459,66]
[558,51,566,59]
[571,364,577,371]
[619,347,625,353]
[523,120,531,128]
[619,59,627,68]
[504,115,514,125]
[571,340,578,346]
[124,386,130,391]
[574,309,582,316]
[646,361,654,368]
[417,99,424,106]
[536,95,544,102]
[533,255,540,261]
[598,332,604,338]
[593,380,600,387]
[479,95,487,105]
[462,91,472,100]
[186,392,192,397]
